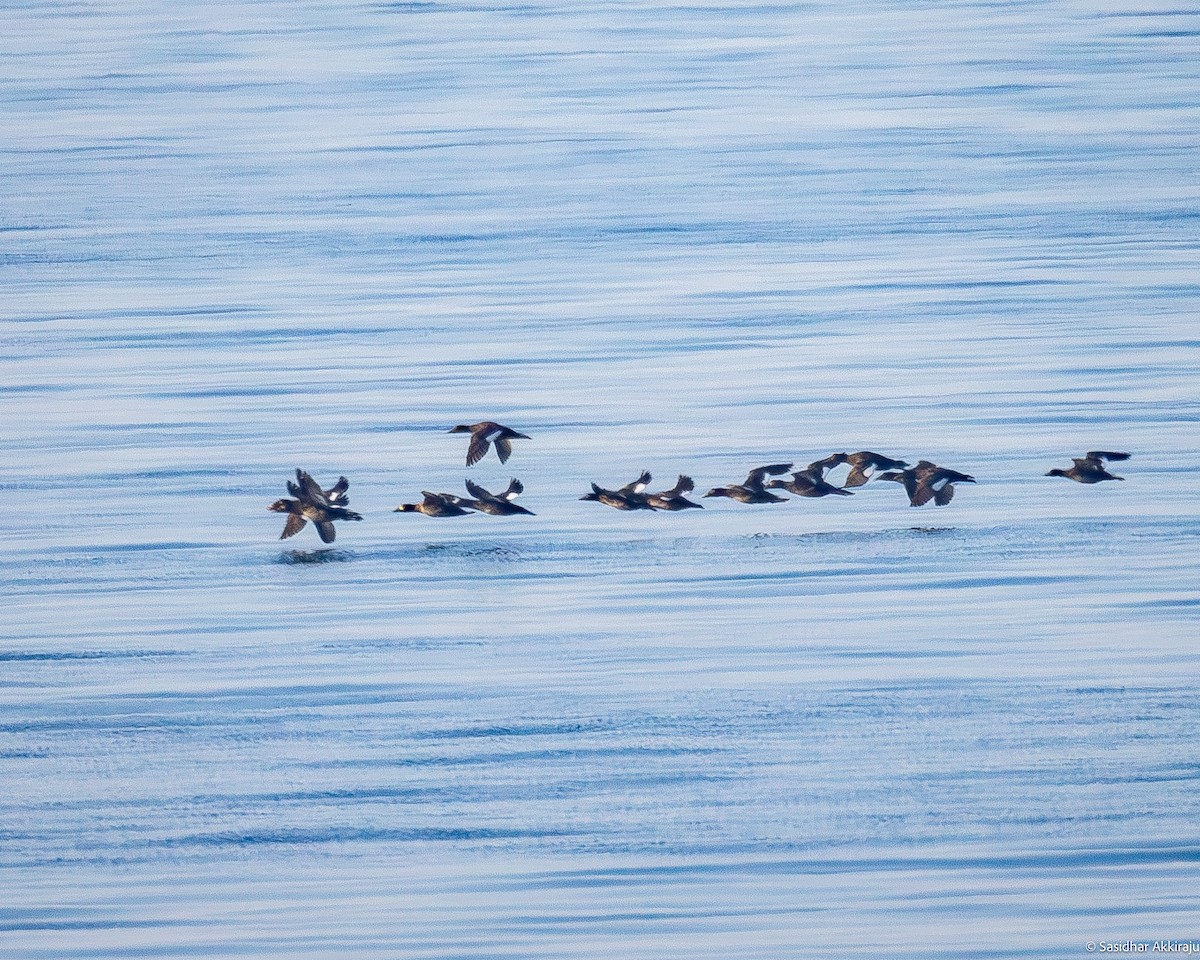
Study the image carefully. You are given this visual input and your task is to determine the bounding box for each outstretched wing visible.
[315,521,337,543]
[326,476,350,503]
[295,469,331,505]
[808,453,846,475]
[908,475,935,507]
[746,463,793,486]
[933,483,956,506]
[843,465,871,487]
[621,471,651,493]
[280,513,307,539]
[466,432,490,466]
[465,478,492,500]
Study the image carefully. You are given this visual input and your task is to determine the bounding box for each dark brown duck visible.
[1046,451,1129,484]
[703,463,793,504]
[448,421,531,467]
[580,471,654,510]
[765,465,854,498]
[269,469,362,543]
[878,460,975,507]
[460,478,535,515]
[644,474,704,511]
[394,491,476,517]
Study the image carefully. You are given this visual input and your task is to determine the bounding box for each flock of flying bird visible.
[267,420,1132,544]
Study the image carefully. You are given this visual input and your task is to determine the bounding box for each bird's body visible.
[1046,451,1129,484]
[269,470,362,543]
[268,497,362,543]
[580,484,653,510]
[879,460,975,507]
[645,474,704,510]
[461,478,535,515]
[580,471,654,510]
[703,463,793,504]
[766,466,854,498]
[449,421,531,467]
[394,491,476,517]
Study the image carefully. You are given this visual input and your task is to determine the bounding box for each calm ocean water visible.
[3,1,1199,957]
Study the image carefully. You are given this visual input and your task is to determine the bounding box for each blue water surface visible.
[2,2,1199,957]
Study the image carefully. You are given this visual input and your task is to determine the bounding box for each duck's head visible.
[393,503,418,512]
[703,487,730,498]
[875,472,904,483]
[267,498,294,513]
[448,424,473,434]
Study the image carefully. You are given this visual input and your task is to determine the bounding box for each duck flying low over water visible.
[811,451,909,487]
[461,478,535,515]
[765,465,854,498]
[645,474,704,510]
[580,471,654,510]
[878,460,976,507]
[288,468,350,506]
[703,463,793,504]
[1046,451,1130,484]
[394,491,477,517]
[268,494,363,544]
[448,421,531,467]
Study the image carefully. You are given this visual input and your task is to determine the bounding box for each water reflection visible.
[276,549,355,565]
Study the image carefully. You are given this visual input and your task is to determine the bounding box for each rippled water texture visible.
[3,1,1199,957]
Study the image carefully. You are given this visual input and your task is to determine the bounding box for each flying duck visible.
[461,478,535,515]
[703,463,793,504]
[393,491,476,517]
[268,496,363,543]
[580,471,654,510]
[644,474,704,510]
[878,460,975,507]
[765,465,854,498]
[448,421,531,467]
[1046,451,1129,484]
